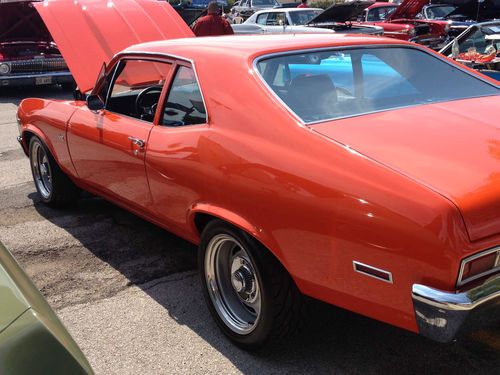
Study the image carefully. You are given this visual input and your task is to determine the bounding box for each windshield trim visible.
[252,44,499,126]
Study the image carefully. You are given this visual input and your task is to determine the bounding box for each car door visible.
[67,57,173,211]
[145,61,210,232]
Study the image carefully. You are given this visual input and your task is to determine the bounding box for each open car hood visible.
[307,1,374,24]
[434,0,500,21]
[0,1,52,43]
[387,0,427,20]
[34,0,194,92]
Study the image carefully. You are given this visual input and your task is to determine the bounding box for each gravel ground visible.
[0,86,499,375]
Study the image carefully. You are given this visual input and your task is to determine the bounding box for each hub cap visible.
[205,234,261,334]
[30,141,52,199]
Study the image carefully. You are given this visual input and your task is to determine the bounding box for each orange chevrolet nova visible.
[16,0,499,349]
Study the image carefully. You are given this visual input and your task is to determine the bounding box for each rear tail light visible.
[457,247,500,287]
[0,53,4,61]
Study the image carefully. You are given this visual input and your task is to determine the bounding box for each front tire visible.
[198,220,304,350]
[29,136,79,207]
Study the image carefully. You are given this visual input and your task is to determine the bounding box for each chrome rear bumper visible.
[412,274,499,342]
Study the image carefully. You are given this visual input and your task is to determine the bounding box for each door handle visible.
[128,136,145,148]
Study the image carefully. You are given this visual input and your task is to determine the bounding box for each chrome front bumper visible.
[412,274,500,342]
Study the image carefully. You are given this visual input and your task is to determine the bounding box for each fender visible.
[188,203,286,264]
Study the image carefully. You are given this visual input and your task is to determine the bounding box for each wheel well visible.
[194,212,217,235]
[23,130,35,148]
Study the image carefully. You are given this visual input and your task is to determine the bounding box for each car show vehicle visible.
[232,8,336,34]
[440,21,500,80]
[0,0,74,89]
[303,2,385,34]
[354,0,450,49]
[0,241,93,374]
[17,0,500,350]
[230,0,280,21]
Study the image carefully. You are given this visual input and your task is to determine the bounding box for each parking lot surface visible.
[0,87,499,374]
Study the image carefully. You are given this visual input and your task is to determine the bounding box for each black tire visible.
[29,136,79,207]
[198,219,305,350]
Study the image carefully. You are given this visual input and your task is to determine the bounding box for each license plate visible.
[35,76,52,85]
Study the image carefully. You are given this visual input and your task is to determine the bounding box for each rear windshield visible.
[256,47,499,123]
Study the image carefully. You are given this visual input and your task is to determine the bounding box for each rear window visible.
[256,47,499,123]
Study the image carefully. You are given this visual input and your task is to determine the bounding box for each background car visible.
[17,0,500,350]
[0,0,74,89]
[354,0,450,49]
[232,8,336,33]
[302,1,385,34]
[440,21,500,80]
[230,0,280,21]
[0,241,92,374]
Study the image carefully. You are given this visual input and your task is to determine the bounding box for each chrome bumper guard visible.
[412,274,499,342]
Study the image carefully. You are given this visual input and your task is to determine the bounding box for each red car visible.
[0,0,74,89]
[17,0,500,349]
[356,0,450,49]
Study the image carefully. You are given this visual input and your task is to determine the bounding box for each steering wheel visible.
[135,86,163,119]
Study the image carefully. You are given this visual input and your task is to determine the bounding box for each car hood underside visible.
[33,0,194,92]
[312,96,500,242]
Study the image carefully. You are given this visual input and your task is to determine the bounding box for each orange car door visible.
[145,63,210,232]
[67,58,173,210]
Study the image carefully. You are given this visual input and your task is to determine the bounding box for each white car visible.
[232,8,334,34]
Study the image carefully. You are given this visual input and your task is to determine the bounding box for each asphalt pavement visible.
[0,86,499,375]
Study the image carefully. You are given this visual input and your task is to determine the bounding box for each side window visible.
[161,66,207,127]
[106,59,171,122]
[266,13,286,26]
[256,13,268,25]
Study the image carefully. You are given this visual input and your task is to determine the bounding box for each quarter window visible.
[161,66,207,126]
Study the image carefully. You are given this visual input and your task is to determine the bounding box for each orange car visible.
[17,0,499,349]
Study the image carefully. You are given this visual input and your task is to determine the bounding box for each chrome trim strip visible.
[457,246,500,287]
[251,44,499,126]
[0,72,71,80]
[353,261,393,284]
[413,274,500,312]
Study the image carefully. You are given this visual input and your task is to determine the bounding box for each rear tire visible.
[198,219,304,350]
[29,136,79,207]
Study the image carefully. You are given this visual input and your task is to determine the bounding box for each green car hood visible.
[0,242,93,374]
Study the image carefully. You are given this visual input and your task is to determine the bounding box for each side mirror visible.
[87,94,104,112]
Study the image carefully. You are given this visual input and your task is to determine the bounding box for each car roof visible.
[123,34,410,63]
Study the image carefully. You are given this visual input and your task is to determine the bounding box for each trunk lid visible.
[34,0,194,92]
[311,96,500,241]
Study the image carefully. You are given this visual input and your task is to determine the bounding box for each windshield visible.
[256,47,499,123]
[425,5,457,19]
[289,10,322,25]
[252,0,278,7]
[366,6,397,21]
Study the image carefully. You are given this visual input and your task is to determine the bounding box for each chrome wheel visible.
[205,234,261,335]
[31,141,52,199]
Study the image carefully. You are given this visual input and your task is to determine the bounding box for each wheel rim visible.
[205,234,261,335]
[31,142,52,199]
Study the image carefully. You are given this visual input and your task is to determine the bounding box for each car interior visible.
[257,47,499,123]
[103,60,206,126]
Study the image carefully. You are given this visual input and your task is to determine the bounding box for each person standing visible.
[297,0,309,8]
[192,1,234,37]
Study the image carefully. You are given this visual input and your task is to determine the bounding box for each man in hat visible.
[192,1,234,37]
